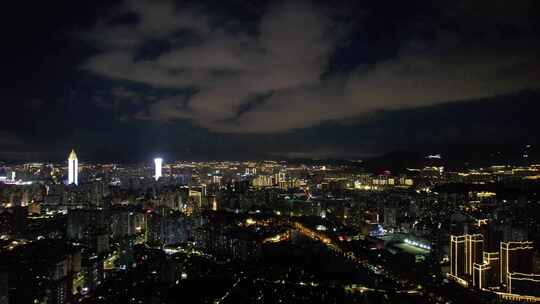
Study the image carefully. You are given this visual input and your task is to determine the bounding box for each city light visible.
[404,238,431,250]
[154,157,163,181]
[2,1,538,303]
[68,149,78,185]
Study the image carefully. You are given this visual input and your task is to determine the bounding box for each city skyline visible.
[1,2,540,303]
[1,151,540,303]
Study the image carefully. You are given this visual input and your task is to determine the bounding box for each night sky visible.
[1,0,540,162]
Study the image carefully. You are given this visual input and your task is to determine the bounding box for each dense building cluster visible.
[0,150,539,303]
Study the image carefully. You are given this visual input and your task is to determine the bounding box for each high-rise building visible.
[507,272,540,297]
[466,234,484,275]
[450,235,467,282]
[474,219,501,252]
[449,234,484,285]
[473,252,500,289]
[500,241,534,286]
[67,209,109,254]
[383,207,398,228]
[154,158,163,181]
[4,240,80,304]
[211,196,218,211]
[68,150,78,185]
[188,189,202,213]
[273,172,286,186]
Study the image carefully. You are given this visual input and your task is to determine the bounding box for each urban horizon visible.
[2,0,540,303]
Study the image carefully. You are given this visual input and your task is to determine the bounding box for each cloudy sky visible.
[1,0,539,162]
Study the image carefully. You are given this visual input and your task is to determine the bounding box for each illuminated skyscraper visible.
[449,234,484,285]
[450,235,467,282]
[68,149,78,185]
[473,252,500,289]
[154,158,163,181]
[466,234,484,275]
[473,219,504,253]
[507,273,540,297]
[500,241,534,286]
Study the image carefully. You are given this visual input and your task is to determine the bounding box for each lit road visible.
[292,221,422,295]
[214,276,246,304]
[213,222,425,303]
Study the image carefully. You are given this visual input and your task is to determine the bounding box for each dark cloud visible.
[85,0,336,132]
[1,0,539,161]
[83,0,540,134]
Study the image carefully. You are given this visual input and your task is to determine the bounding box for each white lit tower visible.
[68,149,79,185]
[154,158,163,181]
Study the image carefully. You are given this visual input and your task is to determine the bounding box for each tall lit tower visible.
[154,158,163,181]
[68,149,78,185]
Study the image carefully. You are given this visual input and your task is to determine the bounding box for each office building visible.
[473,252,499,289]
[507,272,540,297]
[500,241,534,286]
[466,234,484,275]
[450,235,467,282]
[154,158,163,181]
[449,234,484,285]
[68,150,78,185]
